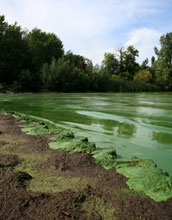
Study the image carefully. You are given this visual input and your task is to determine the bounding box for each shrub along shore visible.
[1,15,172,93]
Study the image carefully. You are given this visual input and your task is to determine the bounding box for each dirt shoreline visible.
[0,113,172,220]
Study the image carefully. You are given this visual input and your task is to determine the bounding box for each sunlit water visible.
[0,93,172,175]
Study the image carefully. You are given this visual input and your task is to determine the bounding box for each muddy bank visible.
[0,113,172,220]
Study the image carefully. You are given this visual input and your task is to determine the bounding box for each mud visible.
[0,171,93,220]
[0,113,172,220]
[0,154,21,167]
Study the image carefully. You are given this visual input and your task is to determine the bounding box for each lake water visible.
[0,93,172,175]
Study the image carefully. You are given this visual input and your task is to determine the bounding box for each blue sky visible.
[1,0,172,64]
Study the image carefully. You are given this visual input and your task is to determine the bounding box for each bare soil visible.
[0,114,172,220]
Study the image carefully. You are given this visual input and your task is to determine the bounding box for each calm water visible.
[0,93,172,175]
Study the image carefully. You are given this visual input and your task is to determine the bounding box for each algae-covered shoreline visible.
[1,92,172,177]
[0,112,172,219]
[5,110,172,202]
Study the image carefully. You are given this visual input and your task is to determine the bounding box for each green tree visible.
[27,28,64,71]
[0,15,28,85]
[154,33,172,90]
[141,58,149,69]
[120,46,139,80]
[64,51,88,70]
[134,69,152,83]
[102,53,119,75]
[41,53,93,92]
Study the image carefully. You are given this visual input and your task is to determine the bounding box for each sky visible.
[1,0,172,65]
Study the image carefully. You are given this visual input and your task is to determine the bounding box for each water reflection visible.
[136,107,165,117]
[101,120,119,131]
[152,132,172,145]
[116,123,136,138]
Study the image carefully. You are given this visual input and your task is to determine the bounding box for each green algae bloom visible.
[93,147,117,169]
[50,139,96,154]
[3,110,172,202]
[116,159,172,202]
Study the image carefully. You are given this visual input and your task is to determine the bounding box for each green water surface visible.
[0,92,172,175]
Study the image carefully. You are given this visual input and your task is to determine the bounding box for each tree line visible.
[0,15,172,92]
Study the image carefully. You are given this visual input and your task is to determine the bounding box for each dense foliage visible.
[0,15,171,92]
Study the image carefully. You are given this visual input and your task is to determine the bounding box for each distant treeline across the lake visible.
[0,15,172,92]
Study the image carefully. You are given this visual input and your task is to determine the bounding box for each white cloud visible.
[0,0,167,64]
[125,28,161,64]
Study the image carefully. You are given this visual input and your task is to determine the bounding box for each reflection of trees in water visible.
[117,123,136,138]
[152,132,172,145]
[101,120,119,131]
[101,120,136,138]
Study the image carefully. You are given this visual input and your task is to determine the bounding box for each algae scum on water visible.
[1,92,172,177]
[6,111,172,202]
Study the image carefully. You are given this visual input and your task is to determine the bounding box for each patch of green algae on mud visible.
[0,112,118,220]
[3,111,172,202]
[27,176,88,193]
[82,197,117,220]
[0,112,89,194]
[1,144,89,194]
[14,155,88,194]
[15,155,88,193]
[50,135,172,201]
[93,148,172,202]
[14,154,48,176]
[116,159,172,202]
